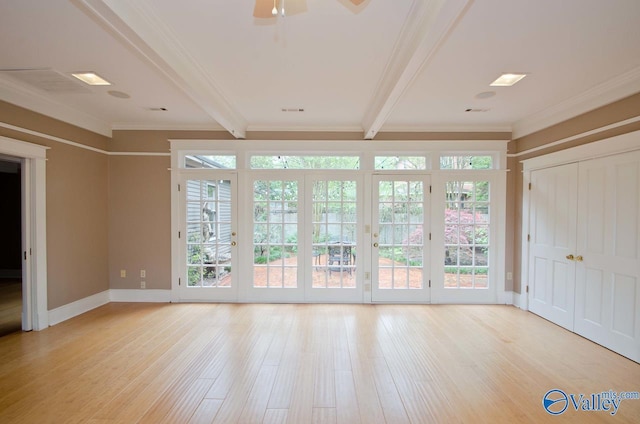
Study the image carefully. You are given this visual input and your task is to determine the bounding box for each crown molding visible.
[379,124,512,134]
[246,124,364,133]
[111,122,226,132]
[0,77,112,137]
[512,66,640,139]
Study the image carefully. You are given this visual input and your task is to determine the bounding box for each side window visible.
[444,180,490,289]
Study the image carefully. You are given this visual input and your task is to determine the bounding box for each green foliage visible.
[444,267,488,275]
[251,155,360,170]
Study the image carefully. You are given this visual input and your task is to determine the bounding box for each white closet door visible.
[528,163,578,331]
[575,151,640,362]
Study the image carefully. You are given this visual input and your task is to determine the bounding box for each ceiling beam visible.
[73,0,247,139]
[361,0,472,139]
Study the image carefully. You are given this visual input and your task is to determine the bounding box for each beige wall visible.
[3,90,639,308]
[108,156,171,290]
[0,101,110,310]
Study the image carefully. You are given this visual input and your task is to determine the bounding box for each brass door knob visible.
[231,241,237,246]
[575,255,583,262]
[373,242,379,248]
[566,254,574,260]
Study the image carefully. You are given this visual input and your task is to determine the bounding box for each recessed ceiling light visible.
[490,73,527,87]
[71,72,111,86]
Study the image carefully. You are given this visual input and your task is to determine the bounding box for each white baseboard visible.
[512,291,527,309]
[109,289,171,303]
[499,291,513,305]
[47,289,171,327]
[48,290,111,326]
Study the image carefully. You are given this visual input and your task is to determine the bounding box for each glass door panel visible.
[180,174,238,301]
[372,175,430,302]
[306,176,361,302]
[252,179,300,289]
[444,180,490,289]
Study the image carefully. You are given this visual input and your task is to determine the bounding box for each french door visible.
[178,172,238,301]
[305,175,362,302]
[244,173,362,302]
[527,151,640,362]
[372,175,430,302]
[574,152,640,362]
[528,163,578,330]
[246,175,304,302]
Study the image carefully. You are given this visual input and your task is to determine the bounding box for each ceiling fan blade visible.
[253,0,276,18]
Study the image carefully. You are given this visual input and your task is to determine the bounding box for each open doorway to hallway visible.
[0,158,22,336]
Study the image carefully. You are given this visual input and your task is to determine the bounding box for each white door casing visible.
[0,136,48,330]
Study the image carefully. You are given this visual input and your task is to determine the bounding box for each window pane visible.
[250,156,360,169]
[440,155,492,170]
[185,155,236,169]
[252,180,299,288]
[375,156,427,170]
[444,180,490,289]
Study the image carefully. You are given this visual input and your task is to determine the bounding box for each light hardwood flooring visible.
[0,303,639,423]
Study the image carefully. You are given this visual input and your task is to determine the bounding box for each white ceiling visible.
[1,0,639,139]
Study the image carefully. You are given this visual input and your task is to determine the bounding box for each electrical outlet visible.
[140,269,146,278]
[141,281,146,289]
[507,272,513,281]
[120,269,126,278]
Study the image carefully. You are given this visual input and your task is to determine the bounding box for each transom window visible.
[440,155,493,170]
[374,156,428,170]
[250,155,360,170]
[185,155,236,169]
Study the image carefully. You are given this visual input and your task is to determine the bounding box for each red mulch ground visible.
[207,255,487,289]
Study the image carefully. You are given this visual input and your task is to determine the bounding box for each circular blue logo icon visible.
[543,389,569,415]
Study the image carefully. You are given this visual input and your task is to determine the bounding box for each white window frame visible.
[170,139,507,304]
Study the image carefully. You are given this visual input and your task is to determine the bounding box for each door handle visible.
[373,242,379,248]
[231,241,237,246]
[566,254,574,260]
[575,255,583,262]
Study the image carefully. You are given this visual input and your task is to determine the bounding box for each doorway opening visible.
[0,158,22,336]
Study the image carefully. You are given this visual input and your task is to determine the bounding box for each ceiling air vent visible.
[0,68,91,93]
[465,108,489,113]
[281,108,305,112]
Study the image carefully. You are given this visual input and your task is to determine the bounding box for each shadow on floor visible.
[0,278,22,337]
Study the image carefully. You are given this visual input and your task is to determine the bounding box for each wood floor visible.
[0,303,638,423]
